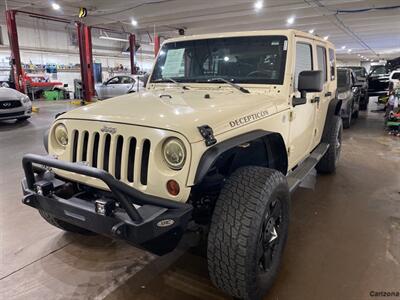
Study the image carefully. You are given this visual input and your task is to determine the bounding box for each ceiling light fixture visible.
[287,16,295,25]
[131,19,138,27]
[309,29,315,34]
[347,49,352,53]
[99,36,129,42]
[52,2,60,10]
[357,54,361,57]
[323,35,329,40]
[254,1,263,11]
[341,46,346,50]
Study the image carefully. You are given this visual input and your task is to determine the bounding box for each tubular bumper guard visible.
[21,154,193,255]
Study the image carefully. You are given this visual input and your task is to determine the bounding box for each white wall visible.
[0,19,155,91]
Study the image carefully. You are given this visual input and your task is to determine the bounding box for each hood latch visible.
[198,125,217,147]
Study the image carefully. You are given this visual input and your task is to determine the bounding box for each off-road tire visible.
[207,167,290,300]
[353,109,359,119]
[39,209,95,235]
[343,104,352,129]
[316,116,343,174]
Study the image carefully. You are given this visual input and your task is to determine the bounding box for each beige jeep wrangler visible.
[21,30,342,300]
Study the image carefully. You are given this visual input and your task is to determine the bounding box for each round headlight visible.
[163,138,186,170]
[54,124,68,147]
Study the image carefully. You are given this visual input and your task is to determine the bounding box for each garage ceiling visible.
[1,0,399,61]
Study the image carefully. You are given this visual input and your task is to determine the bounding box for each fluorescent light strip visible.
[99,36,128,42]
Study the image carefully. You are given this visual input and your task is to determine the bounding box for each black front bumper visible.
[21,154,193,255]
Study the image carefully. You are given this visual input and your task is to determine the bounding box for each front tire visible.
[207,167,290,300]
[316,116,343,174]
[343,104,352,129]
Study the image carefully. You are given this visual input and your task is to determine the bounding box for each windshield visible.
[349,67,363,77]
[338,70,349,88]
[150,36,288,85]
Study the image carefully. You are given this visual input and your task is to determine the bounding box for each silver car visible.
[0,87,32,121]
[95,75,145,100]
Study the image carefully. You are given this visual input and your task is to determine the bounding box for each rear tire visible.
[39,209,95,235]
[316,116,343,174]
[207,167,290,300]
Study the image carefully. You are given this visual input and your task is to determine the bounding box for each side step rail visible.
[286,143,329,193]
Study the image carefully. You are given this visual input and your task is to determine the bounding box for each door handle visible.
[325,91,332,97]
[311,96,320,103]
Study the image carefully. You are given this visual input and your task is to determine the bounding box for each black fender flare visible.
[43,128,50,153]
[193,130,288,185]
[321,98,342,143]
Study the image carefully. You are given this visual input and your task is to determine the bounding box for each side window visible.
[329,48,335,81]
[121,77,134,84]
[295,42,313,89]
[317,46,327,82]
[107,77,120,85]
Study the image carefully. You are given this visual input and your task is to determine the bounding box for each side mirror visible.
[293,70,323,107]
[298,70,323,95]
[353,82,363,88]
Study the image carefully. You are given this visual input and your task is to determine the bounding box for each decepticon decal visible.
[229,111,269,128]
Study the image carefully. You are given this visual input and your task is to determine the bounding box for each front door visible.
[288,39,316,166]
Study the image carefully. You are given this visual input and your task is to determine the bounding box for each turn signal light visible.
[167,180,180,196]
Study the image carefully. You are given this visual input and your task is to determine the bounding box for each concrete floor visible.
[0,100,399,300]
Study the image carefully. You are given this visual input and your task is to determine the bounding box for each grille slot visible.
[69,130,152,187]
[72,131,79,162]
[92,133,100,167]
[81,131,89,162]
[127,138,136,183]
[114,136,123,180]
[103,134,111,171]
[140,139,151,185]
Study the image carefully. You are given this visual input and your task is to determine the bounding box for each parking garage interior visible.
[0,1,399,300]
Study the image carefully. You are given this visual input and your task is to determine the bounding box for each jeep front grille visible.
[70,130,151,186]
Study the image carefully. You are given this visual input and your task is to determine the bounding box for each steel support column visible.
[77,22,94,102]
[5,10,23,92]
[154,34,160,57]
[129,34,137,75]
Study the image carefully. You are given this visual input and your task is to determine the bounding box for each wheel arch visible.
[321,98,342,142]
[193,130,288,185]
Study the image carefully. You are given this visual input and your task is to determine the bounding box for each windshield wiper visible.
[154,78,189,90]
[208,78,250,94]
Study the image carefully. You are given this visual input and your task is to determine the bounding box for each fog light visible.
[95,199,114,216]
[166,180,180,196]
[34,181,54,196]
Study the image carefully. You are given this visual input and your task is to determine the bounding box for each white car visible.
[95,75,145,100]
[0,87,32,121]
[389,70,400,89]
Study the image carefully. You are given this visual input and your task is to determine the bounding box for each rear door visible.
[118,76,135,94]
[312,44,330,148]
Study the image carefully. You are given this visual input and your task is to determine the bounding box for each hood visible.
[0,87,25,100]
[60,88,287,143]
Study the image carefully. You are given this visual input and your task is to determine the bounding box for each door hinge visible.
[198,125,217,147]
[289,111,294,122]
